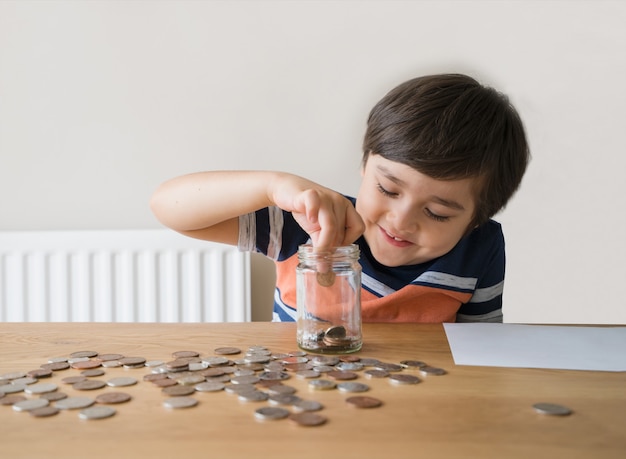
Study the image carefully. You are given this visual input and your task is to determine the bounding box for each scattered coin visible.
[27,368,53,378]
[0,383,25,394]
[40,391,68,402]
[389,374,421,385]
[214,347,241,355]
[172,351,199,358]
[337,382,370,393]
[79,406,116,420]
[293,399,324,412]
[55,397,95,410]
[195,381,225,392]
[327,370,358,381]
[0,394,27,405]
[533,402,573,416]
[163,396,198,409]
[29,405,60,417]
[95,392,132,404]
[400,360,427,369]
[419,366,447,376]
[71,360,102,370]
[308,379,336,390]
[13,398,50,412]
[364,369,389,379]
[73,380,107,391]
[40,362,70,371]
[238,391,269,402]
[254,406,290,421]
[70,351,98,359]
[25,383,58,394]
[162,385,195,397]
[81,369,105,377]
[289,412,328,427]
[345,396,383,409]
[107,377,138,387]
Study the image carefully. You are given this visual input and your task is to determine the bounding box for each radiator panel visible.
[0,230,251,323]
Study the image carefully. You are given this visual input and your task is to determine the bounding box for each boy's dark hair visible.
[362,73,530,228]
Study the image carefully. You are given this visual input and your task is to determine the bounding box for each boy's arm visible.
[150,171,364,249]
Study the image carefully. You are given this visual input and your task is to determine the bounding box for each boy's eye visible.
[425,208,450,222]
[377,184,398,197]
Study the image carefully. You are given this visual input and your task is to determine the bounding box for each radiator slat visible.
[0,230,251,323]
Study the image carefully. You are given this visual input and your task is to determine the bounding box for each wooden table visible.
[0,322,624,459]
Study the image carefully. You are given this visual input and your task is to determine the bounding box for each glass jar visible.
[296,244,362,354]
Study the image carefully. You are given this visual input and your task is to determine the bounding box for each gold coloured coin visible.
[95,392,132,404]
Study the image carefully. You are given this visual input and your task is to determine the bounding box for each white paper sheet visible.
[443,323,626,372]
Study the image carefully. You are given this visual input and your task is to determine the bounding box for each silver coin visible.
[234,368,256,376]
[358,358,382,366]
[55,396,95,410]
[244,355,271,364]
[268,393,303,406]
[295,370,320,379]
[364,369,389,379]
[202,356,230,367]
[389,374,421,385]
[25,382,58,394]
[195,381,225,392]
[12,398,50,412]
[292,399,324,412]
[47,357,68,364]
[230,374,260,385]
[0,383,26,394]
[107,377,138,387]
[177,374,206,386]
[254,406,290,421]
[267,384,297,396]
[145,360,165,367]
[308,379,336,390]
[101,361,122,368]
[533,402,573,416]
[310,356,339,366]
[238,390,269,402]
[70,351,99,358]
[163,396,198,409]
[79,406,116,420]
[67,356,90,364]
[12,377,38,385]
[1,371,26,380]
[337,382,370,393]
[224,383,257,395]
[374,362,403,372]
[73,380,107,390]
[419,366,447,376]
[400,360,427,369]
[259,371,290,381]
[312,365,336,373]
[335,362,364,371]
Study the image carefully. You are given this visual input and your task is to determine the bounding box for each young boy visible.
[150,73,529,323]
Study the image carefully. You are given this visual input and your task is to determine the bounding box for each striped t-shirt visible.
[238,199,506,323]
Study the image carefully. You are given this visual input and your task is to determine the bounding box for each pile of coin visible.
[1,345,449,426]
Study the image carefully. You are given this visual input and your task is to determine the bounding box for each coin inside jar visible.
[316,270,336,287]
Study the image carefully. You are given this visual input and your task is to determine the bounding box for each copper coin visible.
[162,385,195,396]
[27,368,53,378]
[288,412,328,427]
[346,396,383,409]
[200,368,226,378]
[29,405,60,417]
[40,362,70,371]
[364,369,389,379]
[0,394,27,405]
[41,391,68,402]
[153,378,178,388]
[71,360,102,370]
[96,392,132,404]
[339,355,361,363]
[81,369,105,377]
[254,406,290,421]
[165,360,190,371]
[73,380,107,391]
[214,347,242,355]
[326,370,358,381]
[316,271,336,287]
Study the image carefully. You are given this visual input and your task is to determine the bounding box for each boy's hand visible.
[270,174,365,249]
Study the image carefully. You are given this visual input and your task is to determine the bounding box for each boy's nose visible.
[387,206,418,234]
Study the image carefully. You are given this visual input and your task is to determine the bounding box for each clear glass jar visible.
[296,244,362,354]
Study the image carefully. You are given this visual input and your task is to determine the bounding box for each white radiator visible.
[0,230,251,322]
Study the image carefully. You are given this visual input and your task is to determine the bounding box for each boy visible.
[150,73,529,323]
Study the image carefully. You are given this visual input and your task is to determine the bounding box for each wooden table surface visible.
[0,322,624,459]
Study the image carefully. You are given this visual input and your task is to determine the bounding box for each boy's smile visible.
[355,154,478,267]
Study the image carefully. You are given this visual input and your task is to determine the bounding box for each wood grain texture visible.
[1,322,624,459]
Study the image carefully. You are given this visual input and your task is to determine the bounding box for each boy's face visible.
[356,154,478,267]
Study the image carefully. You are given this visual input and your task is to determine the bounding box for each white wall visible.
[1,0,625,324]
